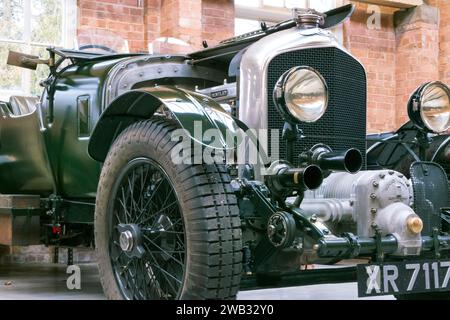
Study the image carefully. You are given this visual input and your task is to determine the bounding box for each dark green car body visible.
[0,56,233,195]
[0,57,119,198]
[0,49,239,229]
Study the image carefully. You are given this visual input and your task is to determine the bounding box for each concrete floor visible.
[0,263,394,300]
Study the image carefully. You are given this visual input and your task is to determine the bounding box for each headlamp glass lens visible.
[283,68,328,123]
[420,83,450,132]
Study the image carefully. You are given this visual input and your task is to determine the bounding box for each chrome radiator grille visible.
[267,47,367,166]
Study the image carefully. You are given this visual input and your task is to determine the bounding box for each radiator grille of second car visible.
[267,47,367,167]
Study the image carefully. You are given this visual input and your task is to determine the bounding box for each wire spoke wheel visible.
[95,118,242,300]
[109,158,185,300]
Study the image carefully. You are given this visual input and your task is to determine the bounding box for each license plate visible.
[357,260,450,297]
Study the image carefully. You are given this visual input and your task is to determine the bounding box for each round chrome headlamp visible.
[273,66,328,123]
[408,81,450,133]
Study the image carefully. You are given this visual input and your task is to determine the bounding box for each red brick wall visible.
[160,0,203,49]
[202,0,235,46]
[145,0,161,45]
[437,0,450,84]
[77,0,147,53]
[344,3,397,133]
[77,0,235,53]
[344,2,444,133]
[395,19,439,125]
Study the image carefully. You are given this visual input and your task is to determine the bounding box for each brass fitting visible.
[407,216,424,234]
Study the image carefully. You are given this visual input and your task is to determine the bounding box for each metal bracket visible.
[373,226,385,262]
[342,233,361,258]
[400,142,421,163]
[441,208,450,225]
[242,246,253,275]
[432,228,441,259]
[242,181,279,270]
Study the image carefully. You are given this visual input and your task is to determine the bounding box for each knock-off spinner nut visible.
[407,216,424,234]
[267,224,276,236]
[119,230,134,252]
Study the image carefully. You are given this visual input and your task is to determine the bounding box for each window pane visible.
[263,0,284,7]
[0,43,24,94]
[31,0,62,45]
[309,0,335,12]
[285,0,308,9]
[235,0,261,8]
[0,0,24,40]
[235,18,261,36]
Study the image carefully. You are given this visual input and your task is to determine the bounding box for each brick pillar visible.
[77,0,235,54]
[343,3,397,133]
[202,0,235,47]
[394,4,440,126]
[77,0,146,53]
[437,1,450,84]
[159,0,203,51]
[145,0,161,46]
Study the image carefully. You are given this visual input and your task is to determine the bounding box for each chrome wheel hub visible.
[116,223,144,258]
[119,230,134,252]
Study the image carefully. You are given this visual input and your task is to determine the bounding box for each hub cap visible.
[109,158,186,300]
[119,230,134,252]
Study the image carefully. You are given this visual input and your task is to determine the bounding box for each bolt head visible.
[267,224,276,236]
[230,179,241,191]
[119,230,134,252]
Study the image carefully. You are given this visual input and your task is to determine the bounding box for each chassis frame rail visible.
[239,266,357,291]
[318,233,450,260]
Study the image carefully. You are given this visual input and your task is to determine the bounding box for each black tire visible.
[95,117,242,300]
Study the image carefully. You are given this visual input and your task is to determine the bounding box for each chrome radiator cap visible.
[292,8,326,29]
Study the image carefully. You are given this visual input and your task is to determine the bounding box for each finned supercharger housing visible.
[302,170,422,256]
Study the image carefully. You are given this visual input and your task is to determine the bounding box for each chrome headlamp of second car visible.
[408,81,450,133]
[273,66,328,123]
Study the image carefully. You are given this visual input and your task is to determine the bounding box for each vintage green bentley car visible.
[1,4,450,300]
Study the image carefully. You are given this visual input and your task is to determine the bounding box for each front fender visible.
[88,85,240,162]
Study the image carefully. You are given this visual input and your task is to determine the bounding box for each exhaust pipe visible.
[275,165,324,191]
[310,144,363,174]
[266,161,323,199]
